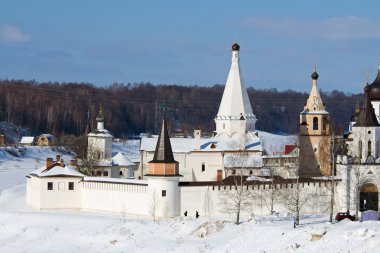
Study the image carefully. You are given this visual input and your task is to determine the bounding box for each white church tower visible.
[87,106,113,161]
[214,43,257,138]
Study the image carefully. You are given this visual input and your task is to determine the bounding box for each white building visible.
[140,43,262,182]
[84,107,137,178]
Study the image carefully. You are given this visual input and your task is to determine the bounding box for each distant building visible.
[83,107,137,178]
[37,134,55,146]
[19,136,34,146]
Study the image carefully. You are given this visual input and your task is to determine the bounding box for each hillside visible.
[0,80,362,138]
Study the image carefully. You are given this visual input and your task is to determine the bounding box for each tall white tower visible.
[214,43,257,138]
[87,106,113,161]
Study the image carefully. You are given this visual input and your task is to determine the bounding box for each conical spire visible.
[151,115,176,163]
[355,86,380,127]
[304,67,326,112]
[214,43,257,136]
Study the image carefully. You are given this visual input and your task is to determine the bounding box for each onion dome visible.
[96,106,105,121]
[354,85,380,127]
[350,101,361,122]
[232,43,240,51]
[367,64,380,101]
[311,66,319,80]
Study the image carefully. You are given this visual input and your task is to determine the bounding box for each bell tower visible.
[299,68,331,176]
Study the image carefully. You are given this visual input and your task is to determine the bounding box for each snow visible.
[31,164,84,178]
[19,136,34,144]
[0,145,379,252]
[112,152,135,166]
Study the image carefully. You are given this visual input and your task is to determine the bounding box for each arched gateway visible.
[360,183,379,211]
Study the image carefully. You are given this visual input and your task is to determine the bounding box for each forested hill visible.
[0,80,362,138]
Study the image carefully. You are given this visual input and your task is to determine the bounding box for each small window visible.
[68,182,74,190]
[313,117,318,130]
[47,182,53,190]
[249,170,253,175]
[201,163,205,172]
[232,170,236,175]
[223,123,225,129]
[162,190,166,197]
[103,171,108,177]
[119,171,123,176]
[96,171,101,176]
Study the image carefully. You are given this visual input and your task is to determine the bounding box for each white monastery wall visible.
[81,181,148,215]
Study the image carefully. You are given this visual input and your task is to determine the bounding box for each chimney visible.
[69,159,78,167]
[194,130,201,150]
[46,158,54,169]
[60,159,65,167]
[56,155,61,163]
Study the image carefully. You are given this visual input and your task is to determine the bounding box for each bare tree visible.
[259,167,280,214]
[280,161,316,225]
[149,190,158,221]
[219,168,255,224]
[204,186,213,220]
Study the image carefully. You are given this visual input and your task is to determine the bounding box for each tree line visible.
[0,79,362,139]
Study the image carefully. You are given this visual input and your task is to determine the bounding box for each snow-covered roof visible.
[224,154,263,168]
[140,134,262,153]
[300,110,329,115]
[112,152,135,166]
[30,164,84,178]
[88,129,113,138]
[20,136,34,144]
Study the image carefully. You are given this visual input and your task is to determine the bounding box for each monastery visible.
[26,43,380,219]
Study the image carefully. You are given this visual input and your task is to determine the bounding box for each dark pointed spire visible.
[151,115,176,163]
[355,85,380,127]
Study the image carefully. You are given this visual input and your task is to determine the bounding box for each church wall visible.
[337,162,380,212]
[88,136,112,160]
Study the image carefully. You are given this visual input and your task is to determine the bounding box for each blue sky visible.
[1,0,380,93]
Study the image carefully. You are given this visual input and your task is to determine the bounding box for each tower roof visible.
[367,63,380,101]
[216,43,255,120]
[354,86,380,127]
[96,106,105,122]
[150,115,176,163]
[304,67,326,113]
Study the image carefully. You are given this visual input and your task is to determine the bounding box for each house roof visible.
[141,133,262,153]
[30,164,84,178]
[112,152,135,166]
[20,136,34,144]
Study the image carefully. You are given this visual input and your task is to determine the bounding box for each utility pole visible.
[329,128,335,223]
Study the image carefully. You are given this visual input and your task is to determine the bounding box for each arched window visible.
[313,117,318,130]
[359,141,363,159]
[96,171,101,176]
[322,117,326,131]
[368,140,372,157]
[119,171,123,176]
[103,171,108,177]
[201,163,205,172]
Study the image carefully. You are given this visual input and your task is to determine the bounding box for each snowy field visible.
[0,144,379,252]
